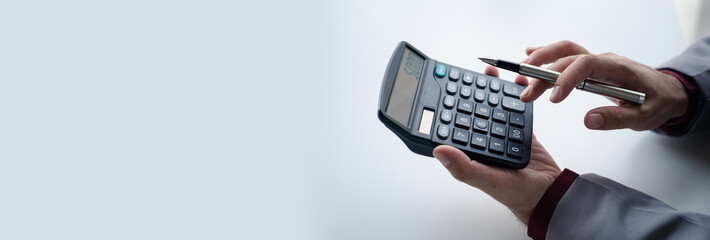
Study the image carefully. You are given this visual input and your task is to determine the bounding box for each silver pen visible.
[479,57,646,104]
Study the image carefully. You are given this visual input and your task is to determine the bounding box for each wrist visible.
[660,70,690,119]
[508,170,561,224]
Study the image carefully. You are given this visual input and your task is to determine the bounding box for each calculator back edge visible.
[377,41,436,157]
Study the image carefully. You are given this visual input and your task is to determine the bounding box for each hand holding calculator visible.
[378,42,533,169]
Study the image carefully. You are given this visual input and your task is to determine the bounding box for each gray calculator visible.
[377,41,533,169]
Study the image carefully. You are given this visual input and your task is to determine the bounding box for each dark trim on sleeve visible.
[655,69,700,136]
[528,168,579,240]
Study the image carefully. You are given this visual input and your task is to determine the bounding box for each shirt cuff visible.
[527,168,579,240]
[655,69,699,136]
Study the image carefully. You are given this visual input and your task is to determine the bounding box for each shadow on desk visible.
[623,131,710,214]
[658,130,710,168]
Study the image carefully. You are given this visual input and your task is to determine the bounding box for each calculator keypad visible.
[434,63,530,161]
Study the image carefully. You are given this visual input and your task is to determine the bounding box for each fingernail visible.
[550,85,561,102]
[520,86,530,98]
[522,56,530,63]
[436,152,452,166]
[587,113,604,129]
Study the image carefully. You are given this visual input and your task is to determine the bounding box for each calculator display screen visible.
[387,47,424,126]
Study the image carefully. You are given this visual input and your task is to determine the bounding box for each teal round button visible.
[435,64,446,78]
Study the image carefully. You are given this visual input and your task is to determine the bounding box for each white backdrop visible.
[2,0,709,239]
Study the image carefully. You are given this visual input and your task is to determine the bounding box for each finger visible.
[513,75,529,86]
[549,55,595,103]
[520,55,577,102]
[525,46,543,56]
[433,145,492,187]
[526,40,589,66]
[584,105,641,130]
[520,78,553,102]
[483,65,499,78]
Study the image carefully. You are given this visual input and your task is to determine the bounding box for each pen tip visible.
[478,57,496,66]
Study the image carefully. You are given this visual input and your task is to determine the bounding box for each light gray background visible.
[1,0,709,239]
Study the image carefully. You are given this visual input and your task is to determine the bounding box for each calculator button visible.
[488,93,499,106]
[474,105,490,119]
[502,97,525,113]
[435,64,447,78]
[449,68,460,81]
[503,83,524,98]
[489,138,505,154]
[476,76,487,89]
[490,79,501,92]
[443,95,455,109]
[474,90,485,102]
[462,73,474,85]
[457,100,474,114]
[446,82,458,95]
[440,109,453,124]
[492,109,508,123]
[509,127,524,142]
[507,142,523,159]
[455,113,471,129]
[460,86,472,99]
[473,118,489,133]
[470,133,487,149]
[509,113,525,127]
[491,122,507,139]
[452,128,469,145]
[437,125,450,139]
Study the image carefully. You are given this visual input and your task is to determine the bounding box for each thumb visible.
[584,105,640,130]
[433,145,492,187]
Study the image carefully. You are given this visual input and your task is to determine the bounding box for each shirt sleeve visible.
[530,171,710,240]
[657,35,710,136]
[654,69,700,136]
[527,168,579,240]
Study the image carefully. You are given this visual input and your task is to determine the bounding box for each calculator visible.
[377,41,533,169]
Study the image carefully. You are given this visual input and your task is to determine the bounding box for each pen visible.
[478,57,646,105]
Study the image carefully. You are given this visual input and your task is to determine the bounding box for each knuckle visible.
[449,168,470,182]
[606,108,626,125]
[559,40,575,48]
[578,54,598,64]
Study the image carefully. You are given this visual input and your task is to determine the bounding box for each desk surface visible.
[2,0,709,239]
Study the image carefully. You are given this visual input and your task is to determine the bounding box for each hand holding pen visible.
[483,40,690,131]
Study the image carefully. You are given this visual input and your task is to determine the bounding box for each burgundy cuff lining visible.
[527,168,579,240]
[656,69,699,135]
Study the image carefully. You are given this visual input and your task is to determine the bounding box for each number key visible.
[489,138,505,154]
[470,133,487,149]
[491,122,506,139]
[492,108,507,123]
[475,105,490,119]
[455,113,471,129]
[457,100,474,114]
[452,128,469,145]
[509,127,524,142]
[507,142,523,159]
[473,118,489,133]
